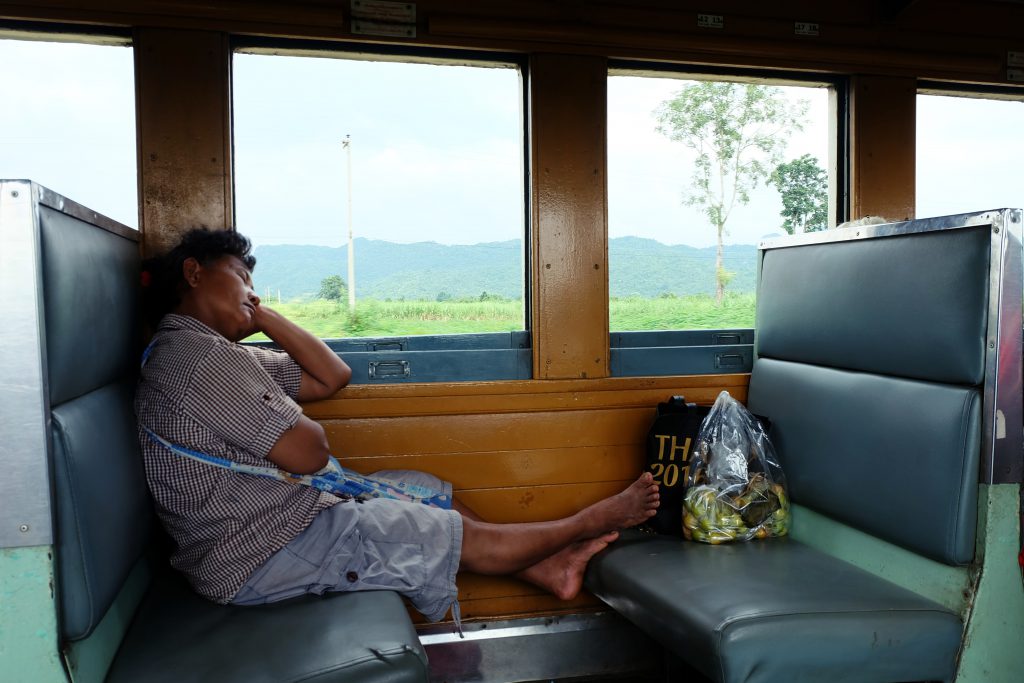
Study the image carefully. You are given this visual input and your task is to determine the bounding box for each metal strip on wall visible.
[0,181,52,548]
[983,208,1023,484]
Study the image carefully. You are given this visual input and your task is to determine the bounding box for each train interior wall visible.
[2,0,1022,624]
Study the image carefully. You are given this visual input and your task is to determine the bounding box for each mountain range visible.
[251,237,761,301]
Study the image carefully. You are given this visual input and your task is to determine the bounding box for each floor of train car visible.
[421,612,952,682]
[492,658,712,682]
[417,611,714,683]
[540,661,713,682]
[440,659,712,683]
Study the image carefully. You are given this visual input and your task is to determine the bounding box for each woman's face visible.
[180,254,260,341]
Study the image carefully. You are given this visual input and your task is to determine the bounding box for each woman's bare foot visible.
[578,472,659,537]
[455,473,656,577]
[517,531,620,600]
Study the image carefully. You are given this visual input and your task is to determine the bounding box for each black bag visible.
[643,396,711,536]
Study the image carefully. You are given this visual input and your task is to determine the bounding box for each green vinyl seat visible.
[34,189,429,683]
[587,221,990,683]
[587,532,961,683]
[106,572,427,683]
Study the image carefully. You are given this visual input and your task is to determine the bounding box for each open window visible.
[0,31,137,227]
[232,42,528,383]
[606,65,839,376]
[916,86,1024,218]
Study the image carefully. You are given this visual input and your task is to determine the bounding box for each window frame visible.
[605,61,848,376]
[0,20,132,45]
[229,37,532,384]
[915,81,1024,220]
[0,25,138,228]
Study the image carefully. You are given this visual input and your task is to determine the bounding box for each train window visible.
[232,47,528,383]
[0,34,137,227]
[607,69,833,376]
[917,91,1024,217]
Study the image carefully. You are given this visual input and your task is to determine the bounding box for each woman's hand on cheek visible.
[247,304,286,340]
[241,301,267,340]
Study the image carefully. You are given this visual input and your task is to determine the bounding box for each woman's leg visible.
[455,472,659,581]
[512,532,621,600]
[456,494,620,599]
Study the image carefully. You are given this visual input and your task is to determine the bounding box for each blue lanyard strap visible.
[140,342,451,509]
[143,427,451,509]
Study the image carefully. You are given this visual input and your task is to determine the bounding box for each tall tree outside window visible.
[655,82,806,302]
[607,74,831,331]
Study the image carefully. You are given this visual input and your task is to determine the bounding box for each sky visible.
[0,40,137,227]
[606,74,830,247]
[1,38,1022,248]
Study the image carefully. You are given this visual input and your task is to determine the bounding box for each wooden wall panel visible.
[308,373,749,622]
[134,28,232,255]
[304,376,736,419]
[341,445,643,489]
[2,2,1021,87]
[530,53,609,380]
[414,571,600,623]
[322,409,653,455]
[0,0,347,34]
[849,75,917,222]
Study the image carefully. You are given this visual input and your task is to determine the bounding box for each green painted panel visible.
[790,504,971,611]
[0,546,66,683]
[955,484,1024,682]
[63,558,150,683]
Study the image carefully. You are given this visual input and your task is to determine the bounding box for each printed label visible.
[795,22,820,36]
[697,14,724,29]
[351,0,416,22]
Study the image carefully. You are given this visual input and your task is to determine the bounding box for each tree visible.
[317,274,348,301]
[770,154,828,234]
[656,82,806,302]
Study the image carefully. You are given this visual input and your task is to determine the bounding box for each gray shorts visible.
[231,470,463,622]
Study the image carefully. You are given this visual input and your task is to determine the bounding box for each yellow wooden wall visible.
[135,28,233,254]
[3,0,1022,622]
[304,374,748,619]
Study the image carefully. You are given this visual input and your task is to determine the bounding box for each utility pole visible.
[342,135,356,314]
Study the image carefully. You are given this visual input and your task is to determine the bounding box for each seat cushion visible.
[747,358,980,565]
[39,204,139,406]
[585,532,962,683]
[755,225,990,386]
[107,569,428,683]
[52,382,152,641]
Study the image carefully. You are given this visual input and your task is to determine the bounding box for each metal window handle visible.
[370,341,405,351]
[715,353,745,369]
[369,360,410,379]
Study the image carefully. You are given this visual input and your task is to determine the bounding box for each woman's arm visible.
[251,306,352,401]
[266,414,331,474]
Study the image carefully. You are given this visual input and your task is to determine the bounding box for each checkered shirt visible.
[135,314,339,603]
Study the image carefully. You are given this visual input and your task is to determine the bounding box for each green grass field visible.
[251,292,755,340]
[610,292,756,331]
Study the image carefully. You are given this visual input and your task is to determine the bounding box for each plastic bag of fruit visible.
[682,391,789,544]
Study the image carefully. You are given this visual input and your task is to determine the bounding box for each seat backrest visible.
[39,196,151,641]
[747,223,991,566]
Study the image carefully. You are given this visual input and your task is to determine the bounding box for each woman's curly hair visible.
[141,228,256,328]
